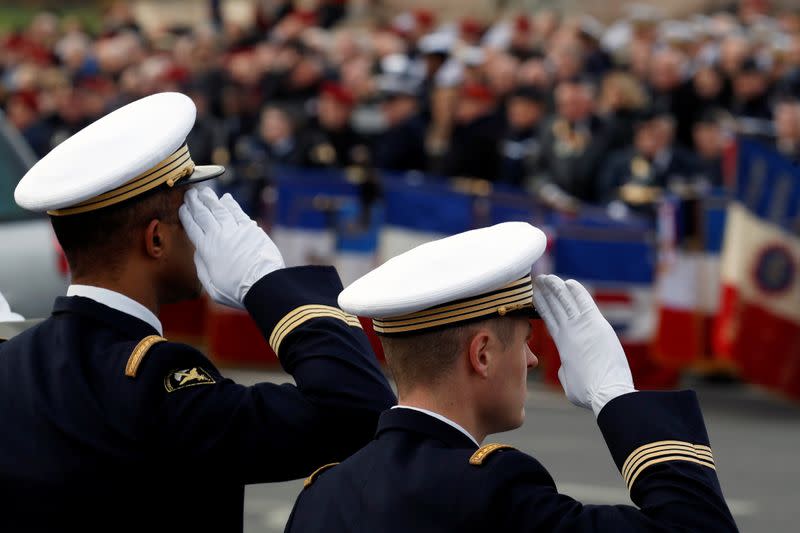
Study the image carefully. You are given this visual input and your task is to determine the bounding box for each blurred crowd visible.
[2,0,800,218]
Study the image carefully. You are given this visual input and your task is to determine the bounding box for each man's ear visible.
[467,329,492,379]
[144,219,165,259]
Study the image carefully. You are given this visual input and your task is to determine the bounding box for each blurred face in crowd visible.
[536,11,560,41]
[634,123,660,158]
[719,36,751,76]
[507,97,544,131]
[775,102,800,141]
[455,96,494,124]
[733,70,767,102]
[599,72,647,113]
[6,97,37,130]
[628,40,652,81]
[318,94,351,130]
[517,58,551,89]
[290,56,323,89]
[551,45,584,82]
[650,49,685,92]
[693,121,725,159]
[340,56,374,99]
[652,117,676,151]
[693,66,724,99]
[486,54,519,97]
[556,82,593,122]
[260,108,293,145]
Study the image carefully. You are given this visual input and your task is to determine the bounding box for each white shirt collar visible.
[391,405,480,446]
[66,285,163,335]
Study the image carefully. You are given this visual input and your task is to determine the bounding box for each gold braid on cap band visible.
[48,144,195,216]
[372,275,534,336]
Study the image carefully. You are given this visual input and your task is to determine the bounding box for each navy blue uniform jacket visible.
[0,266,395,532]
[286,391,738,532]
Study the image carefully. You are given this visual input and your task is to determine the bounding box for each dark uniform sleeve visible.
[137,266,396,484]
[483,391,738,532]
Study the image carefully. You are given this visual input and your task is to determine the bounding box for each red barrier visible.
[159,296,208,343]
[205,303,277,366]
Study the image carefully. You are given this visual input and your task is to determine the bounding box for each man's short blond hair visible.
[379,317,515,395]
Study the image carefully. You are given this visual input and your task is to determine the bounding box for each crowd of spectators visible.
[2,0,800,219]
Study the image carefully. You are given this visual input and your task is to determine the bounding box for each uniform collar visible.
[52,294,161,340]
[376,407,480,450]
[66,285,163,335]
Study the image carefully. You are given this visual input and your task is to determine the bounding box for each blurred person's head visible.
[732,57,769,102]
[379,79,419,127]
[289,54,324,90]
[259,106,295,145]
[56,88,86,125]
[739,0,772,25]
[599,71,648,113]
[692,110,727,160]
[550,44,585,82]
[775,97,800,142]
[330,29,363,65]
[516,56,551,89]
[78,77,115,120]
[373,29,407,59]
[418,32,454,78]
[693,65,725,100]
[340,56,375,100]
[719,35,752,76]
[649,49,687,92]
[227,50,261,86]
[651,112,676,151]
[628,39,653,81]
[6,93,39,131]
[455,83,495,124]
[459,18,484,46]
[510,14,535,52]
[506,86,546,131]
[56,33,91,73]
[555,79,595,122]
[633,118,659,158]
[536,10,561,41]
[318,81,355,131]
[28,11,59,47]
[485,53,519,98]
[576,15,604,51]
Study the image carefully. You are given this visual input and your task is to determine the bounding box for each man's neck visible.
[70,275,159,317]
[398,388,486,443]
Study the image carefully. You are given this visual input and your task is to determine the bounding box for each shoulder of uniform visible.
[303,462,339,488]
[124,334,167,378]
[469,443,517,466]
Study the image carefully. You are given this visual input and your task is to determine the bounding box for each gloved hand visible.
[179,187,285,309]
[532,275,636,417]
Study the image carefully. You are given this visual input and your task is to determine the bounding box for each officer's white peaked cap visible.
[15,92,224,216]
[339,222,546,336]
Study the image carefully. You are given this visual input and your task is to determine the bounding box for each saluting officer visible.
[285,222,738,532]
[0,92,395,531]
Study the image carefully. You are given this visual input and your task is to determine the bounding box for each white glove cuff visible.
[592,386,638,417]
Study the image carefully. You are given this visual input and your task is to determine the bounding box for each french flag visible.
[713,140,800,399]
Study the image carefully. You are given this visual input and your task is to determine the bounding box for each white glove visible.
[179,187,285,309]
[0,291,24,322]
[532,275,636,417]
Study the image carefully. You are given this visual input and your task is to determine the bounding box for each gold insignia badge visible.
[631,156,651,179]
[313,143,336,165]
[164,367,216,392]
